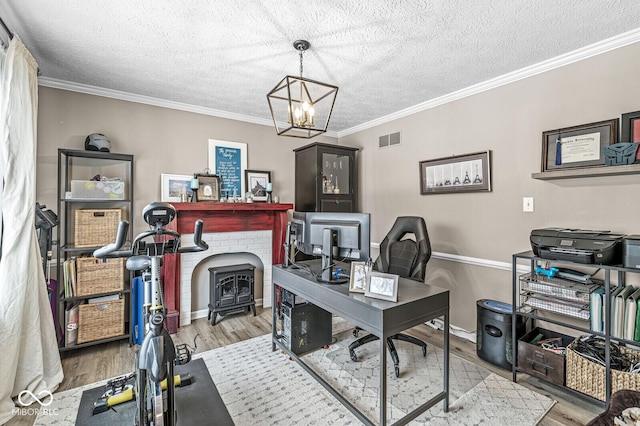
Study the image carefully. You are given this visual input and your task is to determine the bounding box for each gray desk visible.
[272,261,449,426]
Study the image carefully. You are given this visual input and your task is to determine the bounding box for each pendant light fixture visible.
[267,40,338,138]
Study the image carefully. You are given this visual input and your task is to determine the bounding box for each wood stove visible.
[208,263,256,325]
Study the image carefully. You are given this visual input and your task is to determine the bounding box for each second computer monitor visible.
[291,211,371,261]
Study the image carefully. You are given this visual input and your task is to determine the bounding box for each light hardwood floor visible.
[7,307,599,425]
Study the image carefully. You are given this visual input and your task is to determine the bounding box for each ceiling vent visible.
[378,131,401,148]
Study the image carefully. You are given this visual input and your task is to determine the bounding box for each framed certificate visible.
[541,119,618,172]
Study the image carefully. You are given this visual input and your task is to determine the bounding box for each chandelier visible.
[267,40,338,138]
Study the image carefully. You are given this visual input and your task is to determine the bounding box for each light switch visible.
[523,197,534,213]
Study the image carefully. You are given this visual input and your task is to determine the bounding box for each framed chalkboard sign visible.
[207,139,248,198]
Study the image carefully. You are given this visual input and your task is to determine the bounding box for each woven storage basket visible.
[74,209,122,247]
[566,337,640,401]
[77,298,124,344]
[75,257,124,296]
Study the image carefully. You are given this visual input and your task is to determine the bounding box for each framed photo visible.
[365,271,399,302]
[541,119,618,172]
[419,151,491,195]
[349,261,368,293]
[208,139,247,199]
[621,111,640,143]
[245,170,271,202]
[161,173,193,202]
[195,174,221,202]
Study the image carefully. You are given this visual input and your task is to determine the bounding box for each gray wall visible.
[36,41,640,330]
[341,41,640,330]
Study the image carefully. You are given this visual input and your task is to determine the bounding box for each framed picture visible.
[245,170,271,202]
[621,111,640,143]
[541,119,618,172]
[195,174,221,202]
[365,271,399,302]
[161,173,193,202]
[349,261,368,293]
[208,139,247,199]
[419,151,491,195]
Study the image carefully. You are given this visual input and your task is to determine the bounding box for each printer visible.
[530,228,625,265]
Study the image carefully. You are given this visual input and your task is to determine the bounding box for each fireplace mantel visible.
[163,202,293,332]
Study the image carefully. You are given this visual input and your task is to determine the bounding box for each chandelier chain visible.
[299,49,304,78]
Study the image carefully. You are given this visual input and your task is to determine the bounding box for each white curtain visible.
[0,36,63,424]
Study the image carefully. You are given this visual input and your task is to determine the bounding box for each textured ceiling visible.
[2,1,640,135]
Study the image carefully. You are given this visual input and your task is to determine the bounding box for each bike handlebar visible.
[93,219,208,259]
[177,219,208,253]
[93,220,131,258]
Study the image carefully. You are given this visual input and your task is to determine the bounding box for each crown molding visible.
[36,77,339,138]
[337,28,640,138]
[37,27,640,141]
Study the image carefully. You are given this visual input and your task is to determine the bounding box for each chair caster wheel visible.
[350,351,358,362]
[353,329,359,338]
[394,366,400,378]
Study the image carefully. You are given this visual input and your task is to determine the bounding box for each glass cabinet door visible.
[321,152,351,195]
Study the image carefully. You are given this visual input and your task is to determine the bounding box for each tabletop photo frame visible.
[195,173,221,202]
[621,110,640,143]
[365,271,399,302]
[161,173,193,202]
[245,169,271,202]
[349,261,368,293]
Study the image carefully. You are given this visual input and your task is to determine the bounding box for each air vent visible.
[378,131,401,148]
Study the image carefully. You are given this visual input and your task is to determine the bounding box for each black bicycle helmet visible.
[85,133,111,152]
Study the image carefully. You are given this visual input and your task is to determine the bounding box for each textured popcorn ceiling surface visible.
[2,1,640,133]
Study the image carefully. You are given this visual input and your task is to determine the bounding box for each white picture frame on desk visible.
[349,261,368,293]
[365,271,399,302]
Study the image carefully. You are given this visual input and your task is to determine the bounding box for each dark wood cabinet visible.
[294,142,358,212]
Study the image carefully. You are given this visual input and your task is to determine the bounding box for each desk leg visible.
[443,313,449,412]
[271,284,277,352]
[380,335,387,426]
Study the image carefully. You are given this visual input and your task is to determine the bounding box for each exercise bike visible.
[93,202,208,426]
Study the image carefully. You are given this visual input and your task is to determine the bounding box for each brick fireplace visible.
[162,202,293,333]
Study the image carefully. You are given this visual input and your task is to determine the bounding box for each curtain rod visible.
[0,15,12,48]
[0,16,12,39]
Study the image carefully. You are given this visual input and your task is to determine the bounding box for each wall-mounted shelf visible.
[532,164,640,180]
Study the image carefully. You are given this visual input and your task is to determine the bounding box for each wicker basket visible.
[74,209,122,247]
[77,298,125,344]
[566,337,640,401]
[75,257,124,296]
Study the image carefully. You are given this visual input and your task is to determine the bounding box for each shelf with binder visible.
[56,149,134,351]
[511,251,640,407]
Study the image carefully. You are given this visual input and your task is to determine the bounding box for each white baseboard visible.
[426,318,477,344]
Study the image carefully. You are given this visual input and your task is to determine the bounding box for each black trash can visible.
[476,299,526,370]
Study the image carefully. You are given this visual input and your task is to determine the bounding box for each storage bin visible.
[69,180,125,200]
[517,327,574,385]
[74,209,122,247]
[77,298,125,344]
[566,336,640,401]
[75,257,124,296]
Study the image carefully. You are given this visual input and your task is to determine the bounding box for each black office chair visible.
[348,216,432,377]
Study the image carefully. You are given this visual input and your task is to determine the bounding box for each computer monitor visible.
[290,211,371,282]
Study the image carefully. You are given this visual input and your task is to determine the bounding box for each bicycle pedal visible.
[175,343,191,365]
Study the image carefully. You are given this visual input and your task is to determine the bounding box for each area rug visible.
[200,330,555,425]
[36,331,555,425]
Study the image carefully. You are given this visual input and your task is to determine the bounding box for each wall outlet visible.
[523,197,534,213]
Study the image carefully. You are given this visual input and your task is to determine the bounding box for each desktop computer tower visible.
[280,293,332,355]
